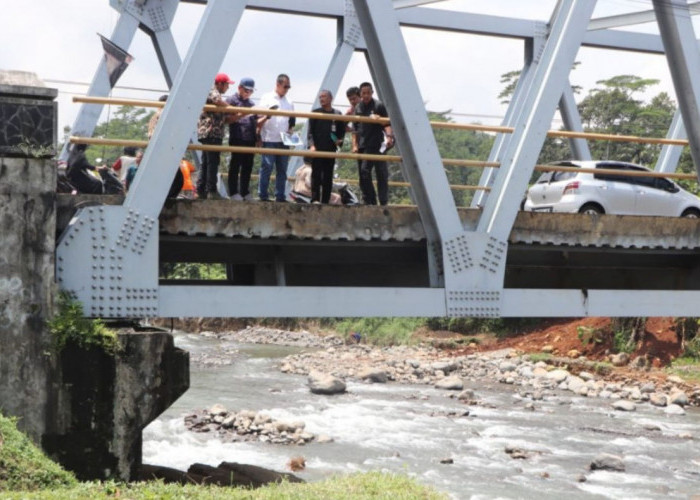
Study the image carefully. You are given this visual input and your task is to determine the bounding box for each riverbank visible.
[210,326,700,410]
[147,327,700,499]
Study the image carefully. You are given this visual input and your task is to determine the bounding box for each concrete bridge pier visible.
[0,70,189,481]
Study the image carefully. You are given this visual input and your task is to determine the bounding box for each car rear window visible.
[552,171,577,182]
[535,171,577,183]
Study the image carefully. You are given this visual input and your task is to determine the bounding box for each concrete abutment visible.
[0,70,189,481]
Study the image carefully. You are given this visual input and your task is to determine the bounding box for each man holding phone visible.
[257,74,295,202]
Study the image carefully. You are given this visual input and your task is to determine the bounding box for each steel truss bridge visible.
[57,0,700,318]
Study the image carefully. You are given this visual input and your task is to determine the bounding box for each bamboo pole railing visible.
[70,135,698,181]
[69,136,499,169]
[73,95,693,147]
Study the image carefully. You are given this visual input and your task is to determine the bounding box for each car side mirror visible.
[667,184,680,193]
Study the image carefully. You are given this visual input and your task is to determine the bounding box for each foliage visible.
[1,472,445,499]
[429,111,494,206]
[578,76,674,165]
[0,413,76,491]
[15,137,56,158]
[499,71,677,174]
[89,105,153,165]
[591,361,613,376]
[576,325,604,346]
[610,317,646,354]
[333,317,424,346]
[423,317,540,337]
[46,292,120,355]
[674,317,700,359]
[159,263,227,280]
[498,64,582,105]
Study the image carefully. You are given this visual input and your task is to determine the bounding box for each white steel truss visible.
[57,0,700,318]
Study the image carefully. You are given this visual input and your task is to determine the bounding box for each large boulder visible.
[435,376,464,391]
[357,367,388,383]
[307,370,346,395]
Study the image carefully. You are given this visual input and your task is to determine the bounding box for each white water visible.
[143,332,700,499]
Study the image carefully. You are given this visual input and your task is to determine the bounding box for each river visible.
[143,332,700,499]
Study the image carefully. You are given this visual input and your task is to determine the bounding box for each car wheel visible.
[578,203,604,215]
[681,208,700,218]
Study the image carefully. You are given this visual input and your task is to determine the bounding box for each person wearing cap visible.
[256,73,295,202]
[225,77,258,201]
[196,72,234,199]
[353,81,394,206]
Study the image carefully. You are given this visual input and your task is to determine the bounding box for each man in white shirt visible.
[257,74,295,202]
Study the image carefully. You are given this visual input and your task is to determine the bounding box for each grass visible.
[526,353,553,363]
[0,414,76,491]
[0,412,444,499]
[2,472,446,499]
[667,357,700,384]
[333,317,423,346]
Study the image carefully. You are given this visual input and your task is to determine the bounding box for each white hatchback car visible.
[523,160,700,217]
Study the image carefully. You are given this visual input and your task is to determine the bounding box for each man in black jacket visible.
[307,90,345,204]
[353,82,394,205]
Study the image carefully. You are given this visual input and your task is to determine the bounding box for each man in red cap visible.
[196,72,234,199]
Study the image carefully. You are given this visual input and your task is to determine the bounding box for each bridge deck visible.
[57,195,700,290]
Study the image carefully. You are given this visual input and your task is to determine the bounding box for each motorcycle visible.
[98,168,125,194]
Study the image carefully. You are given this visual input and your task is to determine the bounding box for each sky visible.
[0,0,688,134]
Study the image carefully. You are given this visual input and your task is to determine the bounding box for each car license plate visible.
[532,206,553,212]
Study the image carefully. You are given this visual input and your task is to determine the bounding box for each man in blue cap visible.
[226,77,258,201]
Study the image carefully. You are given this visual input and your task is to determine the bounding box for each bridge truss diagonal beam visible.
[655,108,687,173]
[478,0,598,241]
[473,31,549,208]
[57,0,250,318]
[352,0,464,291]
[127,0,246,215]
[654,0,700,179]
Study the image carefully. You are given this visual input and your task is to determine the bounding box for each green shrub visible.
[577,325,604,346]
[675,317,700,359]
[334,318,424,346]
[425,317,542,337]
[611,317,645,353]
[47,292,120,355]
[527,353,553,363]
[159,263,227,280]
[0,413,76,491]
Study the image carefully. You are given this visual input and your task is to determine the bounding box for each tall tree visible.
[578,75,673,165]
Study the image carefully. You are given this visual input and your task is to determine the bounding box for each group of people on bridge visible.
[196,72,394,205]
[66,73,395,206]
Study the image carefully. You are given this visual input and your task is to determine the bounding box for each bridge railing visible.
[69,95,698,203]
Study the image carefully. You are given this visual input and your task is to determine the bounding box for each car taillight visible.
[563,181,580,195]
